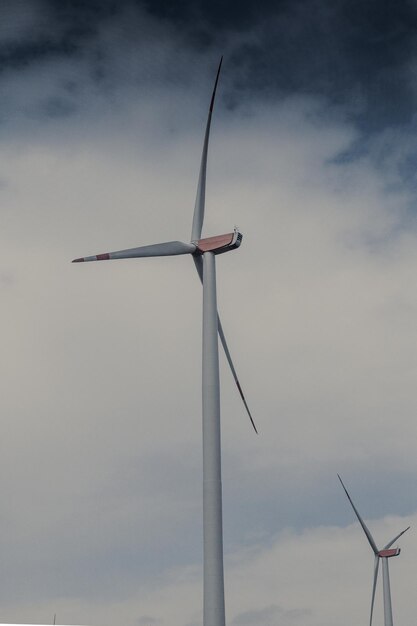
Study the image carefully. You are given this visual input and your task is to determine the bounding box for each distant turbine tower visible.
[73,58,257,626]
[338,475,409,626]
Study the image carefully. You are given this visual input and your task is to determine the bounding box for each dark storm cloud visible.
[60,0,417,134]
[154,0,417,132]
[146,0,417,127]
[2,0,417,131]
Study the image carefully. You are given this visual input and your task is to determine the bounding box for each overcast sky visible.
[1,1,417,625]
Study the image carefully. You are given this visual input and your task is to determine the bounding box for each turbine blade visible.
[338,475,379,554]
[383,526,410,550]
[370,556,379,626]
[193,255,258,433]
[217,318,258,434]
[191,57,223,242]
[72,240,196,263]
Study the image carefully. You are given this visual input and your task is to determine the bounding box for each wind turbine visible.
[338,475,409,626]
[73,58,257,626]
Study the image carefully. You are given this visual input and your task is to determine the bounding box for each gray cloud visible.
[232,604,311,626]
[0,269,15,288]
[137,615,162,625]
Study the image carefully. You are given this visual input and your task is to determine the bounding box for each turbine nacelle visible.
[378,548,400,558]
[194,229,242,255]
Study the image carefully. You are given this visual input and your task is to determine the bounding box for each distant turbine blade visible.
[72,240,196,262]
[383,526,410,550]
[370,556,379,626]
[193,255,258,433]
[338,475,379,554]
[191,57,223,242]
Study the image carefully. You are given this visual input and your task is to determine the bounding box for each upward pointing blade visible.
[383,526,410,550]
[370,555,379,626]
[338,475,379,554]
[72,240,196,262]
[193,255,258,433]
[191,57,223,242]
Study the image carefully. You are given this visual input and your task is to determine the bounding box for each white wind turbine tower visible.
[338,475,409,626]
[73,58,257,626]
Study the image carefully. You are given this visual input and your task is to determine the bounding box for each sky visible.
[1,0,417,624]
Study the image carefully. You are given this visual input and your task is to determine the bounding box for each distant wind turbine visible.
[338,475,409,626]
[73,58,257,626]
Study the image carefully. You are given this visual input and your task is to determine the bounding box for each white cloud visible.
[9,511,409,626]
